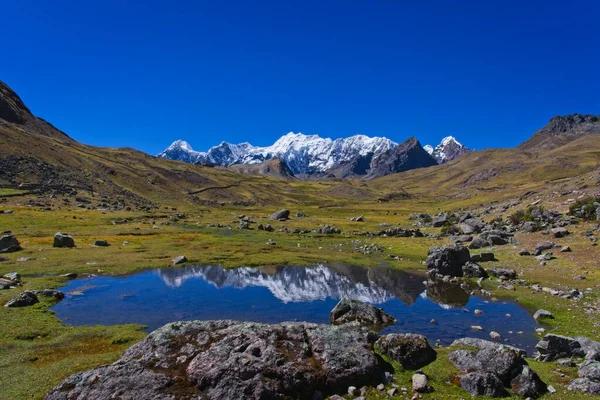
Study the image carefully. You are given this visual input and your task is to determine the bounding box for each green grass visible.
[0,202,599,399]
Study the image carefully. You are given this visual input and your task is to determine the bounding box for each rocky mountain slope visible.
[424,136,470,164]
[0,81,71,140]
[364,137,438,179]
[518,114,600,152]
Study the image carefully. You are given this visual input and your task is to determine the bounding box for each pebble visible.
[347,386,359,396]
[490,331,501,339]
[474,309,483,316]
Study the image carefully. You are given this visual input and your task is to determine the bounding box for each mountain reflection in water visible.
[51,264,542,352]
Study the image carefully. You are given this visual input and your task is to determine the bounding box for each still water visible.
[51,264,541,352]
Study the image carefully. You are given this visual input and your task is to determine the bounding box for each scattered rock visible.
[375,333,437,370]
[93,240,110,247]
[0,234,22,253]
[469,237,491,249]
[269,209,290,221]
[551,227,569,238]
[579,360,600,381]
[535,242,555,253]
[560,246,571,252]
[489,331,501,339]
[61,273,77,279]
[34,289,65,300]
[3,272,20,283]
[487,268,517,280]
[558,359,576,367]
[533,309,554,322]
[171,255,188,265]
[53,232,75,248]
[412,371,432,393]
[518,249,530,256]
[4,291,39,307]
[46,320,388,400]
[330,298,395,330]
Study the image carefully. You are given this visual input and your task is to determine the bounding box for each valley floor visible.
[1,197,600,399]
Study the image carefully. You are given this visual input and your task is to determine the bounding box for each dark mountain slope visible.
[518,114,600,152]
[365,137,438,179]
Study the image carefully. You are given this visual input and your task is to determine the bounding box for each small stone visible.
[548,385,556,393]
[347,386,359,396]
[490,331,501,339]
[558,359,576,367]
[376,384,385,391]
[61,273,77,279]
[412,372,431,393]
[387,387,398,396]
[519,249,531,256]
[171,255,187,265]
[536,328,546,334]
[533,309,554,321]
[93,240,110,247]
[474,309,483,316]
[560,246,571,252]
[471,325,483,331]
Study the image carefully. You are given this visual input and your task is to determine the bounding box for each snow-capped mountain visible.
[424,136,470,164]
[159,133,398,175]
[156,264,426,305]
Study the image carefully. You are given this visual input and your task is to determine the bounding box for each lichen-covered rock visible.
[568,378,600,394]
[426,244,470,277]
[45,320,388,400]
[375,333,436,370]
[450,337,526,357]
[460,372,507,397]
[329,298,395,330]
[579,360,600,381]
[510,365,547,398]
[487,268,517,280]
[53,232,75,248]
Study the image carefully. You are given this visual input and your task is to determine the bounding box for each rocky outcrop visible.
[374,333,437,370]
[329,298,395,330]
[426,244,470,277]
[46,320,389,400]
[519,114,600,152]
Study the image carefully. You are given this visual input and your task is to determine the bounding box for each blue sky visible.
[3,0,599,155]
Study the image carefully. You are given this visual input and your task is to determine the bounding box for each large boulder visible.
[329,298,395,330]
[0,234,22,253]
[374,333,436,370]
[269,209,290,221]
[46,320,388,400]
[551,227,569,238]
[574,336,600,360]
[4,291,39,307]
[535,334,584,361]
[426,244,470,277]
[53,232,75,248]
[579,360,600,381]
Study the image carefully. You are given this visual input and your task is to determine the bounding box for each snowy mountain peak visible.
[423,136,470,164]
[159,132,398,175]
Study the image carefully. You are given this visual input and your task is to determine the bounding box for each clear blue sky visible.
[3,0,599,154]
